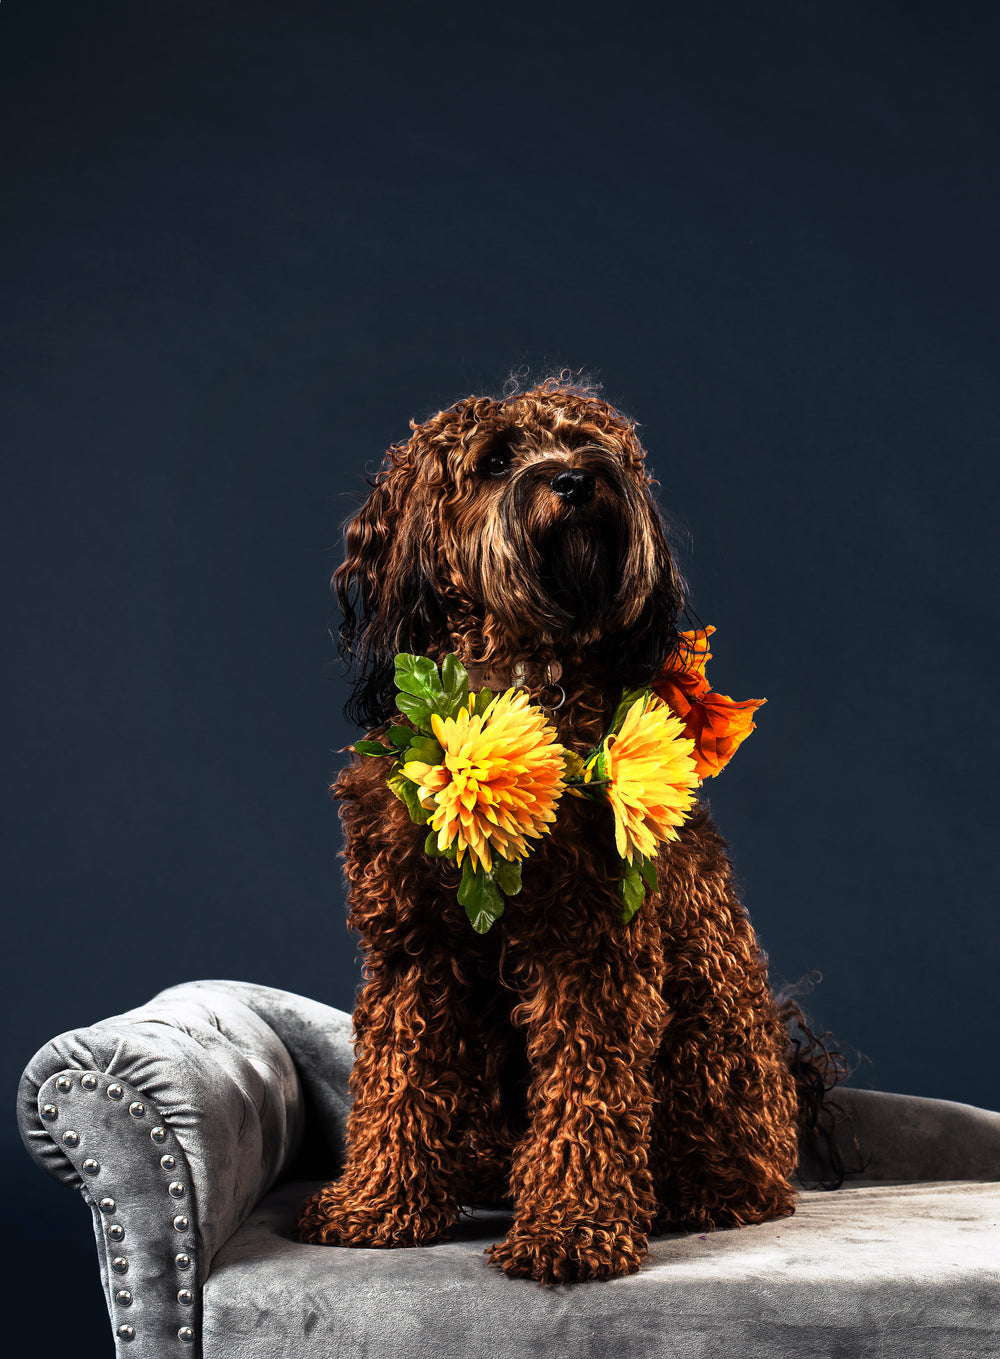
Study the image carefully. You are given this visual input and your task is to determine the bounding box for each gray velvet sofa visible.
[17,979,1000,1359]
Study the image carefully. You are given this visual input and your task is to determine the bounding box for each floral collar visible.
[355,630,764,933]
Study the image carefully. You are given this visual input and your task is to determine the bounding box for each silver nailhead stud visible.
[40,1104,57,1121]
[107,1083,124,1100]
[82,1159,100,1175]
[99,1197,116,1214]
[56,1076,72,1092]
[61,1130,80,1147]
[168,1182,185,1198]
[151,1126,167,1143]
[160,1154,177,1170]
[177,1289,193,1306]
[178,1327,195,1344]
[175,1253,191,1270]
[115,1289,133,1307]
[108,1224,125,1242]
[172,1215,189,1232]
[81,1074,98,1090]
[117,1323,135,1342]
[111,1257,129,1274]
[128,1101,146,1118]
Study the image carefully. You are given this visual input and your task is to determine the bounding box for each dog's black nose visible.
[550,469,595,505]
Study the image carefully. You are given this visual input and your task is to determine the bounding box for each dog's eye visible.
[480,451,512,478]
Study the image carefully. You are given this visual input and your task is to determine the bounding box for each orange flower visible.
[653,627,765,779]
[402,688,566,873]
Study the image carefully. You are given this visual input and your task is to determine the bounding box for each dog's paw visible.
[487,1221,647,1284]
[295,1183,455,1248]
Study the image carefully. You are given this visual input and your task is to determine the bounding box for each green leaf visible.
[424,829,445,857]
[354,739,395,757]
[589,748,608,784]
[639,855,659,894]
[456,858,477,906]
[402,783,433,825]
[403,736,444,767]
[394,653,443,697]
[608,686,651,737]
[440,653,471,718]
[395,690,439,734]
[457,859,505,933]
[562,749,586,781]
[387,771,432,826]
[393,654,447,733]
[468,687,494,716]
[618,866,646,924]
[386,724,414,751]
[492,856,522,897]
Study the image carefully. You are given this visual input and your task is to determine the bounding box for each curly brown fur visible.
[297,374,801,1283]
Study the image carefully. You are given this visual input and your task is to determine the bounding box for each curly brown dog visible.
[296,375,799,1283]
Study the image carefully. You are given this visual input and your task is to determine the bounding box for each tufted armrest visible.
[17,980,354,1359]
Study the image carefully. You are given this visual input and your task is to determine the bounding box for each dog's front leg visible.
[296,952,472,1248]
[488,944,666,1283]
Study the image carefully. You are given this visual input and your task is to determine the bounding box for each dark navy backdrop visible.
[4,2,998,1351]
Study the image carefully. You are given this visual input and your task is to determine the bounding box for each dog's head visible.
[335,376,686,727]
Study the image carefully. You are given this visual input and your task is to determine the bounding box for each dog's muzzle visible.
[550,468,595,506]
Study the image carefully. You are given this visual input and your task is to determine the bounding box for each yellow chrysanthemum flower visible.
[602,694,700,866]
[401,689,567,873]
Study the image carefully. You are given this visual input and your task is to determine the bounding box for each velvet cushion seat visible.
[17,980,1000,1359]
[203,1179,1000,1359]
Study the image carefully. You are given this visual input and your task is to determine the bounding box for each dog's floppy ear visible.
[334,453,447,730]
[608,501,688,687]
